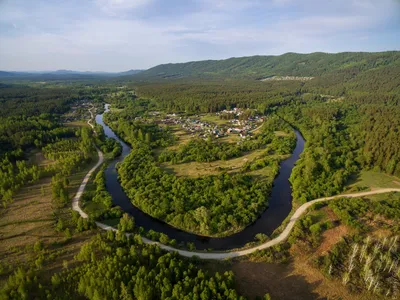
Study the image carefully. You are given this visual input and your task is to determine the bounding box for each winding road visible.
[72,107,400,260]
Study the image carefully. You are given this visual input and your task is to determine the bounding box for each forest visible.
[131,79,400,203]
[1,50,400,299]
[133,51,400,83]
[1,230,249,300]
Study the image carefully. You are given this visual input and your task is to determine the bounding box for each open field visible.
[167,127,193,149]
[199,114,230,126]
[159,148,276,177]
[205,256,379,300]
[0,153,98,284]
[63,120,90,128]
[274,130,290,137]
[218,133,241,143]
[346,170,400,191]
[26,148,54,167]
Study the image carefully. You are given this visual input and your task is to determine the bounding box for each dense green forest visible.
[133,51,400,84]
[1,230,247,300]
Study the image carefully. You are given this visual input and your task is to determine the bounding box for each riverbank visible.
[72,106,400,259]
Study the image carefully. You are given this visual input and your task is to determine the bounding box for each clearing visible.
[345,170,400,191]
[0,154,98,284]
[199,114,230,126]
[159,149,280,177]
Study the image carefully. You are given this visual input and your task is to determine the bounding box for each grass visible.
[26,148,54,167]
[63,120,89,128]
[274,130,290,137]
[0,152,99,284]
[345,170,400,191]
[109,107,124,113]
[159,149,274,177]
[82,201,108,216]
[199,114,230,126]
[102,218,120,227]
[219,133,240,143]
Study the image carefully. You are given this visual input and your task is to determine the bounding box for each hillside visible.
[133,51,400,82]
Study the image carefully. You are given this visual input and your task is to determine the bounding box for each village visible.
[155,108,265,140]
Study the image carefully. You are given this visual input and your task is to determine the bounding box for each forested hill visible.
[133,51,400,81]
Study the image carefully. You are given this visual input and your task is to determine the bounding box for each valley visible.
[1,51,400,299]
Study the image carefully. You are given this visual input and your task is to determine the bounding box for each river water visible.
[95,105,305,250]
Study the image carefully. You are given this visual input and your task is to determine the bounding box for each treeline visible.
[94,124,122,158]
[135,80,301,113]
[0,84,82,117]
[0,159,40,207]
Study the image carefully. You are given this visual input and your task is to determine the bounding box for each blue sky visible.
[0,0,399,71]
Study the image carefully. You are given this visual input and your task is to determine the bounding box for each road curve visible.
[72,107,103,217]
[72,107,400,259]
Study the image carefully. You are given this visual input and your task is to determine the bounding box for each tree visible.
[118,213,135,233]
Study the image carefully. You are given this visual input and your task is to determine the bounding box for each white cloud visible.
[0,0,399,71]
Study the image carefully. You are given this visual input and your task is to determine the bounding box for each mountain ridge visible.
[132,51,400,80]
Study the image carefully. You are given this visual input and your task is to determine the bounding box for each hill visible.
[0,69,144,79]
[133,51,400,81]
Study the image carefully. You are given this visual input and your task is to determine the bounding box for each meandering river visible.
[95,104,305,250]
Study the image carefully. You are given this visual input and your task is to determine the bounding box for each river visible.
[95,104,305,250]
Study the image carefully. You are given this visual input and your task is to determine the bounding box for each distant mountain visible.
[0,69,144,79]
[51,69,79,74]
[0,71,31,77]
[117,69,143,76]
[133,51,400,80]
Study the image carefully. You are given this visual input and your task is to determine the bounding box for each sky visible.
[0,0,399,72]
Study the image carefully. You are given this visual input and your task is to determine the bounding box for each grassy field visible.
[219,133,240,143]
[0,153,99,284]
[199,114,230,126]
[345,170,400,191]
[274,130,290,137]
[159,149,275,177]
[26,148,54,167]
[64,120,89,128]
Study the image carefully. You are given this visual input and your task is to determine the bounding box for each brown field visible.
[203,199,387,300]
[26,148,54,167]
[0,154,98,284]
[63,120,89,128]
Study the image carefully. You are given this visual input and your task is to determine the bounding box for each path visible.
[72,107,103,217]
[72,107,400,260]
